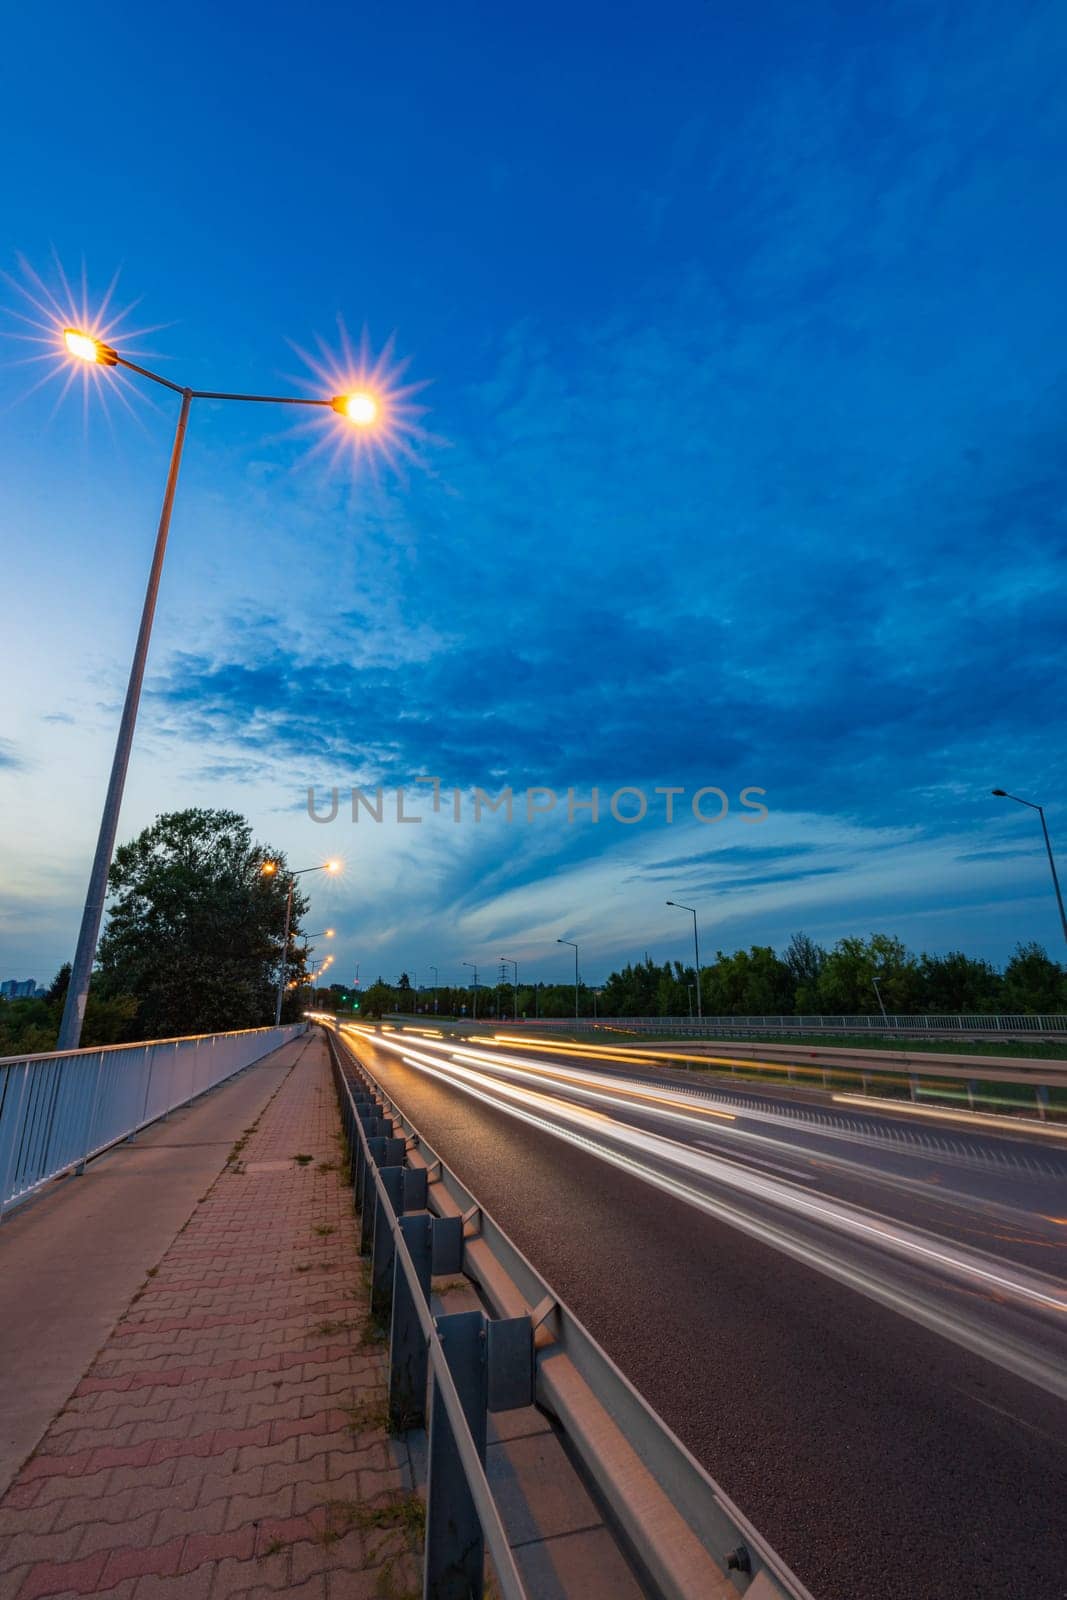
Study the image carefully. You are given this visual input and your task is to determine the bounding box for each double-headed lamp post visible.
[54,326,379,1052]
[666,900,702,1020]
[992,789,1067,950]
[557,939,579,1020]
[261,861,340,1025]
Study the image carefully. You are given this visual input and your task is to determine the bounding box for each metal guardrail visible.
[324,1019,813,1600]
[0,1023,306,1217]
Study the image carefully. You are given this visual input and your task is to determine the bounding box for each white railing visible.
[514,1012,1067,1036]
[0,1023,305,1216]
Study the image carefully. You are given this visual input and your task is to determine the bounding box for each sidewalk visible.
[0,1032,419,1600]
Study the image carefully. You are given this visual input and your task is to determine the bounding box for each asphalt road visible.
[339,1023,1067,1600]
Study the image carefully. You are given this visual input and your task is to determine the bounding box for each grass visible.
[320,1490,425,1546]
[342,1393,393,1435]
[313,1223,336,1237]
[312,1319,352,1337]
[293,1153,314,1165]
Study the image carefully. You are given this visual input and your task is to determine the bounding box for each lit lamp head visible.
[260,861,279,877]
[325,860,341,874]
[63,327,118,366]
[331,391,378,426]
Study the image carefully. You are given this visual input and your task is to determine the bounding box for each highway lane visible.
[338,1022,1067,1600]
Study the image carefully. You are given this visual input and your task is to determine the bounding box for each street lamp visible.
[991,789,1067,949]
[666,901,703,1021]
[262,860,340,1025]
[500,955,518,1021]
[557,939,579,1020]
[54,325,380,1051]
[462,961,478,1020]
[871,973,889,1024]
[301,930,336,1005]
[429,964,439,1015]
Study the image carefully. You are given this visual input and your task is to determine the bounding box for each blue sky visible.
[2,0,1065,991]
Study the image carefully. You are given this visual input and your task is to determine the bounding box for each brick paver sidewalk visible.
[0,1032,420,1600]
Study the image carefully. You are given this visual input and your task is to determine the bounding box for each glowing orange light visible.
[325,860,341,873]
[62,327,117,366]
[64,328,100,362]
[261,861,279,876]
[331,390,378,426]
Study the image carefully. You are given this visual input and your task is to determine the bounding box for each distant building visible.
[0,978,40,999]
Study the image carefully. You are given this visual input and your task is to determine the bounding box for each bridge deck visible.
[0,1031,418,1600]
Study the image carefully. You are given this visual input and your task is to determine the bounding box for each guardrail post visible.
[425,1310,488,1600]
[389,1213,432,1431]
[372,1166,404,1317]
[431,1214,464,1275]
[359,1138,385,1251]
[401,1167,428,1211]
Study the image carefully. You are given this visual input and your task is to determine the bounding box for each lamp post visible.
[262,860,340,1026]
[462,961,478,1020]
[666,901,703,1020]
[557,939,579,1020]
[872,973,889,1024]
[54,327,380,1052]
[301,929,336,1008]
[992,789,1067,950]
[429,964,439,1015]
[500,956,518,1021]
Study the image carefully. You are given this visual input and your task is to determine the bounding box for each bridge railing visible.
[398,1012,1067,1037]
[0,1023,305,1217]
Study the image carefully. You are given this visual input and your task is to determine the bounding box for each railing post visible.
[0,1062,32,1217]
[389,1213,432,1431]
[75,1052,106,1176]
[425,1310,488,1600]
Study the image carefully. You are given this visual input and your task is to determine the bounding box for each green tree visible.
[783,933,825,1011]
[816,934,922,1014]
[1000,943,1067,1013]
[918,951,1001,1012]
[361,978,394,1017]
[95,808,307,1038]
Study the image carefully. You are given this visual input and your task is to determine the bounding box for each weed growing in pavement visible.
[293,1153,314,1165]
[313,1223,336,1237]
[319,1490,425,1548]
[341,1393,392,1435]
[312,1319,352,1337]
[317,1160,338,1172]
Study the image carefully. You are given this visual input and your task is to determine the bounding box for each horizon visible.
[2,0,1065,989]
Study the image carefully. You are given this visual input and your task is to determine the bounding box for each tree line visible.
[352,933,1067,1021]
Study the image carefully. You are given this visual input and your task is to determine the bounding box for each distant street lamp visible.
[871,973,889,1024]
[500,955,518,1020]
[462,961,478,1020]
[55,326,381,1052]
[301,929,336,1003]
[991,790,1067,950]
[429,964,439,1014]
[557,939,579,1020]
[262,860,340,1024]
[666,901,703,1020]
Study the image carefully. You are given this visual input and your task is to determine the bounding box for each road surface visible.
[337,1022,1067,1600]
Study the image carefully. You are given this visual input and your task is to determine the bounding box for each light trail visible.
[833,1093,1067,1141]
[347,1027,1067,1397]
